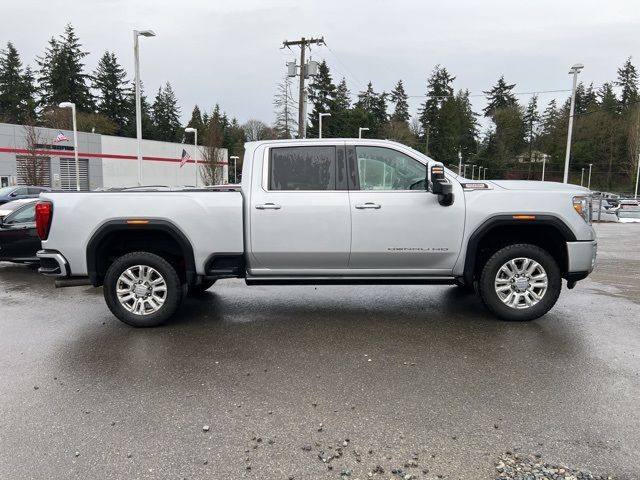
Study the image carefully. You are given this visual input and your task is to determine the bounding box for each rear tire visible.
[103,251,182,327]
[478,243,561,321]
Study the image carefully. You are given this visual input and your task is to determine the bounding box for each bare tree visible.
[20,119,50,186]
[242,119,277,142]
[273,75,297,139]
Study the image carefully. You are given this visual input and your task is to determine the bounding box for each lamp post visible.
[635,153,640,199]
[478,167,483,180]
[471,164,477,180]
[563,63,584,183]
[463,164,468,178]
[58,102,79,191]
[541,155,546,181]
[358,127,369,139]
[483,168,487,180]
[134,29,156,186]
[457,150,462,176]
[230,156,239,184]
[580,167,585,186]
[587,163,593,190]
[319,113,331,139]
[184,127,198,187]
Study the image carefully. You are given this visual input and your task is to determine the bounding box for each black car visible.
[0,199,40,263]
[0,186,51,205]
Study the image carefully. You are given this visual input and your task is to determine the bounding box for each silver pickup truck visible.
[35,139,597,327]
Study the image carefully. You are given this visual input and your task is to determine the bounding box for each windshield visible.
[0,186,16,196]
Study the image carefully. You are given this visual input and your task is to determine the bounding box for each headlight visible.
[573,195,592,224]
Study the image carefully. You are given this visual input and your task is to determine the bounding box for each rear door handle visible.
[355,202,381,209]
[255,203,281,210]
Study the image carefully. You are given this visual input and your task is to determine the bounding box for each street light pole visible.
[134,29,156,186]
[563,63,584,184]
[587,163,593,190]
[635,152,640,199]
[319,113,331,139]
[581,167,584,186]
[463,164,468,178]
[541,156,546,182]
[58,102,79,191]
[483,168,487,180]
[358,127,369,139]
[184,128,198,187]
[471,164,477,180]
[230,156,240,184]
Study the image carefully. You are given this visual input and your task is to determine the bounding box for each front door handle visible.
[255,203,281,210]
[355,202,381,210]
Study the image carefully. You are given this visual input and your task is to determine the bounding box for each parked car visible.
[0,186,51,205]
[36,139,597,327]
[0,199,40,263]
[0,198,38,220]
[617,199,640,209]
[617,209,640,223]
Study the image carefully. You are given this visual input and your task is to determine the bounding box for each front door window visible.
[356,146,425,191]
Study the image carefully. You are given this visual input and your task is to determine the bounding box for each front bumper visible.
[36,250,69,277]
[566,240,597,273]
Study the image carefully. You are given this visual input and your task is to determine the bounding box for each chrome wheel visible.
[494,257,548,309]
[116,265,167,315]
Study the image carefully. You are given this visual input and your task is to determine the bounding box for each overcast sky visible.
[3,0,639,130]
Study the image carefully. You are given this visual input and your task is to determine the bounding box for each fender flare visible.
[462,214,577,286]
[86,219,197,286]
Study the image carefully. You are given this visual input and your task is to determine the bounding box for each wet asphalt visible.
[0,223,639,480]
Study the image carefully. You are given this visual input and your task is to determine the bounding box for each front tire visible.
[103,252,182,327]
[478,244,561,321]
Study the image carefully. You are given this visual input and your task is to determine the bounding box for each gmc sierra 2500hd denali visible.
[35,139,597,327]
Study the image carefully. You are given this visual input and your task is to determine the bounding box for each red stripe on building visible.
[0,147,229,165]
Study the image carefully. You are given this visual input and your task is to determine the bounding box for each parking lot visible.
[0,223,638,479]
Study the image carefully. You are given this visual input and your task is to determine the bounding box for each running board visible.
[245,276,456,286]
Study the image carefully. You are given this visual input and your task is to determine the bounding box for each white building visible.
[0,122,228,189]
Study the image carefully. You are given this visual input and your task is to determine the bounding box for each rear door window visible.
[269,146,336,191]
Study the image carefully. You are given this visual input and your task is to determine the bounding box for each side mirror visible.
[427,164,454,207]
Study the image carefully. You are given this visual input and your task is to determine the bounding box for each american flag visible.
[180,148,191,168]
[53,131,68,143]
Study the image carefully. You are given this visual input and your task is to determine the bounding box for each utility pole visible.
[282,36,325,139]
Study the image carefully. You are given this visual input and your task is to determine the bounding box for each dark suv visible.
[0,186,52,205]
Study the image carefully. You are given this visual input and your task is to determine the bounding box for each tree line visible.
[1,24,639,190]
[293,59,640,191]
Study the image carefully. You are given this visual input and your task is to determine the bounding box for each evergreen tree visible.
[121,80,153,138]
[151,82,181,141]
[483,75,517,117]
[37,24,94,112]
[598,83,619,114]
[307,60,336,137]
[417,66,456,157]
[355,81,387,136]
[186,105,206,141]
[334,78,351,111]
[273,75,297,138]
[389,79,410,123]
[92,51,129,134]
[0,42,36,123]
[616,57,638,110]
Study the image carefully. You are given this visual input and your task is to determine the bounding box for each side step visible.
[245,276,456,286]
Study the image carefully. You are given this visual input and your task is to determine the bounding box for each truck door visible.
[347,145,465,273]
[249,143,351,272]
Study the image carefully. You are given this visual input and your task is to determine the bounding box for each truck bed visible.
[39,190,244,277]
